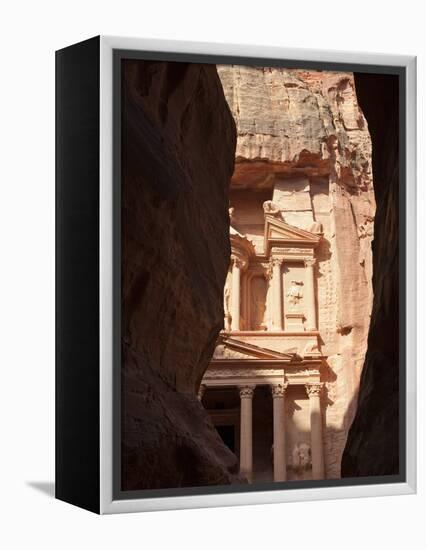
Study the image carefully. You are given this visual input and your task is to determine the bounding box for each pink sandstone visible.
[218,65,375,478]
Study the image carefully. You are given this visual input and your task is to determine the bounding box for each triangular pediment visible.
[264,214,321,250]
[213,336,297,361]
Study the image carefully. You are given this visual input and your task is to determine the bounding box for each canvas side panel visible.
[55,36,100,514]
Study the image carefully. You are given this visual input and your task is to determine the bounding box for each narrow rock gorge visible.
[121,60,242,490]
[121,60,396,488]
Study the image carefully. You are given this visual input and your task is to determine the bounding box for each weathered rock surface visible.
[342,74,400,476]
[121,60,241,490]
[218,65,375,477]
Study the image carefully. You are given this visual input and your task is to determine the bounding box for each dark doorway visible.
[216,425,236,453]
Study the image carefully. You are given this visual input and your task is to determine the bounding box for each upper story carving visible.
[224,180,322,335]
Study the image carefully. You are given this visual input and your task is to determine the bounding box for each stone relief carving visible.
[205,368,284,379]
[287,367,320,376]
[263,200,284,219]
[278,248,315,255]
[303,341,320,355]
[358,219,374,239]
[286,280,304,306]
[304,368,321,377]
[213,345,255,360]
[291,443,312,472]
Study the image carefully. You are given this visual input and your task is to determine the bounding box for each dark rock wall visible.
[342,74,400,476]
[121,60,242,490]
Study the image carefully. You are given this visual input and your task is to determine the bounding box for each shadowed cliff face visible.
[121,60,243,490]
[342,74,400,476]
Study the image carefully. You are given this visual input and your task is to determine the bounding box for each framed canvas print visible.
[55,36,416,514]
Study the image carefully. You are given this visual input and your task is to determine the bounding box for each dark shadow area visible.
[26,481,55,498]
[120,59,242,492]
[342,73,400,477]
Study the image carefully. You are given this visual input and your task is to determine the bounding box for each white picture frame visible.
[100,36,417,514]
[56,35,417,514]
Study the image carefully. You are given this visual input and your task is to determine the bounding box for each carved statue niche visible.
[250,274,268,331]
[286,280,304,307]
[291,442,312,474]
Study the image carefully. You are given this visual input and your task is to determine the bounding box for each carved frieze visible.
[213,345,255,360]
[205,368,284,379]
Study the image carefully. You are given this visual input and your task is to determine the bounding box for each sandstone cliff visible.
[121,60,241,490]
[218,65,375,477]
[342,74,400,476]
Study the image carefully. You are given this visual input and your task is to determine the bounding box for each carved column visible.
[271,383,288,482]
[239,385,256,482]
[270,257,283,331]
[304,258,317,331]
[197,384,206,402]
[231,256,242,331]
[306,382,325,479]
[223,268,232,332]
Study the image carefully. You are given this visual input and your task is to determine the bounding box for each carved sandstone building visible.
[199,66,376,483]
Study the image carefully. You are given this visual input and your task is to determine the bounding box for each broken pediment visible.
[213,336,298,361]
[264,214,321,255]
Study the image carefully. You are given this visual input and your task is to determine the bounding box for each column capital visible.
[270,256,284,268]
[305,382,323,398]
[304,258,316,268]
[271,382,289,398]
[239,385,256,399]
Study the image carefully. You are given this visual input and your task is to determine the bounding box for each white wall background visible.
[0,1,424,547]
